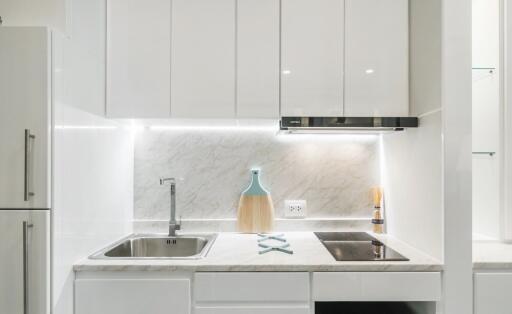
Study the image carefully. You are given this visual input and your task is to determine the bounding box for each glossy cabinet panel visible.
[194,272,310,302]
[474,273,512,314]
[281,0,344,117]
[106,0,171,118]
[236,0,280,118]
[313,272,441,301]
[171,0,236,118]
[0,210,50,314]
[0,27,51,209]
[75,278,190,314]
[344,0,409,117]
[196,307,310,314]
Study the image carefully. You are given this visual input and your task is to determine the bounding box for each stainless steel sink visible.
[89,234,217,259]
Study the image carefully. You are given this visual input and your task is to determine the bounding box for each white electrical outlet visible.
[284,200,307,218]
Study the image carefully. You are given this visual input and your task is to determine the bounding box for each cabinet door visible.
[75,278,190,314]
[106,0,171,118]
[0,210,50,314]
[236,0,280,118]
[171,0,236,118]
[196,307,310,314]
[0,27,51,209]
[344,0,408,117]
[474,273,512,314]
[281,0,344,117]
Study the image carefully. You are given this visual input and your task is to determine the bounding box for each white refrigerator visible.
[0,27,52,314]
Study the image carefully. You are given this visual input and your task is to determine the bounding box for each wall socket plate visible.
[284,200,307,218]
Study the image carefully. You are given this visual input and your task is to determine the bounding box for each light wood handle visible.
[372,187,382,208]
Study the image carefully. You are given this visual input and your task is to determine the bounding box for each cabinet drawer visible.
[195,306,310,314]
[194,272,310,302]
[474,273,512,314]
[75,278,190,314]
[313,272,441,301]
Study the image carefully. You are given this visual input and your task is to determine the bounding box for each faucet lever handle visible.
[160,177,176,185]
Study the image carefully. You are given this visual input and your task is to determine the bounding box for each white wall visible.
[51,1,134,313]
[382,0,443,261]
[382,112,443,260]
[51,104,133,314]
[0,0,68,32]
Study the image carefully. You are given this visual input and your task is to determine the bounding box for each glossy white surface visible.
[52,27,134,314]
[344,0,409,117]
[313,272,441,301]
[382,112,443,261]
[195,272,309,302]
[0,210,50,314]
[75,277,190,314]
[474,273,512,314]
[0,27,51,209]
[441,0,473,312]
[236,0,280,118]
[195,307,310,314]
[171,0,236,118]
[134,129,379,220]
[505,0,512,241]
[472,0,501,240]
[106,0,171,118]
[73,232,442,272]
[60,0,106,117]
[409,0,442,117]
[280,0,344,117]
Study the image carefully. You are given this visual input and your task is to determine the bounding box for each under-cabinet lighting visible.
[55,125,118,130]
[148,125,278,132]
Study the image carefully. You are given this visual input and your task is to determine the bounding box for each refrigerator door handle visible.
[24,129,36,201]
[23,221,33,314]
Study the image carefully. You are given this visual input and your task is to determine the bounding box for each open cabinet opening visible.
[315,301,436,314]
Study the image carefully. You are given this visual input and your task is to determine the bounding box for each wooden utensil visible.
[237,169,275,233]
[372,187,384,234]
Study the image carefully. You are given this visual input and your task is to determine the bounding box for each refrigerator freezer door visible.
[0,210,50,314]
[0,27,51,209]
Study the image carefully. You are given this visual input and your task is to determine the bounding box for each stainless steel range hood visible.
[280,117,419,133]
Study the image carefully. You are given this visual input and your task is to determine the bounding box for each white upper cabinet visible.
[171,0,236,118]
[344,0,409,117]
[236,0,280,118]
[0,27,51,209]
[281,0,344,117]
[105,0,408,119]
[106,0,171,118]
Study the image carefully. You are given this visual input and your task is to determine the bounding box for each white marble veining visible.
[134,129,380,221]
[74,232,442,272]
[473,241,512,270]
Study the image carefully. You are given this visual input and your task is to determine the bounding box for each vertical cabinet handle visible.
[23,221,34,314]
[24,129,36,201]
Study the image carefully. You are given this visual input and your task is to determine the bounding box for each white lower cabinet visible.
[312,272,442,302]
[474,273,512,314]
[75,275,191,314]
[194,272,311,314]
[195,307,310,314]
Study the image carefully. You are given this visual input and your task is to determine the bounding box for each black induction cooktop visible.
[314,232,409,261]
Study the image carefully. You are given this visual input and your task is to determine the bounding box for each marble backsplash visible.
[134,128,380,222]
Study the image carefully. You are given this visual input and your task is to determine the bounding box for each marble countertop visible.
[74,232,443,272]
[473,241,512,270]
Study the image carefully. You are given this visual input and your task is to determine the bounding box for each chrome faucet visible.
[160,177,181,236]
